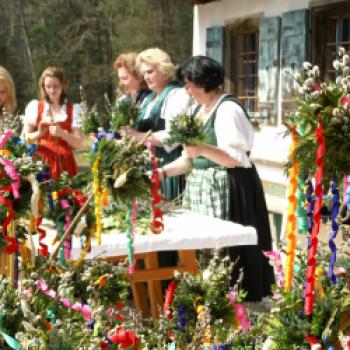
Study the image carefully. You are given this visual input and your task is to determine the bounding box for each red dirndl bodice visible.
[37,101,78,179]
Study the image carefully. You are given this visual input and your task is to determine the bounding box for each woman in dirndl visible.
[22,66,83,179]
[122,47,191,201]
[158,55,275,302]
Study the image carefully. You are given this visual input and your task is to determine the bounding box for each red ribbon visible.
[0,194,17,254]
[164,280,176,319]
[305,333,322,349]
[146,142,164,234]
[109,326,140,349]
[56,188,87,207]
[304,121,325,316]
[36,216,48,257]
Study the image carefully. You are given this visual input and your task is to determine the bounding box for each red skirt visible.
[38,139,78,179]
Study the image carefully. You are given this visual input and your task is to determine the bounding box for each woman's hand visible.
[184,144,203,159]
[120,126,144,141]
[38,122,49,137]
[49,124,65,138]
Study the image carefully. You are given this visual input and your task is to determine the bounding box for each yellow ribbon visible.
[74,226,95,266]
[315,266,325,298]
[194,298,211,346]
[284,129,299,292]
[92,158,102,245]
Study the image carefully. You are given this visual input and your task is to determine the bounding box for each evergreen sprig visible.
[92,136,151,204]
[165,104,208,145]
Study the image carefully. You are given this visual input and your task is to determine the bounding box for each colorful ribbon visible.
[0,195,17,254]
[229,290,250,331]
[304,120,325,316]
[145,142,164,234]
[35,279,92,319]
[35,216,48,257]
[125,201,137,273]
[92,158,102,244]
[328,181,339,284]
[109,326,140,349]
[164,280,176,319]
[263,250,284,288]
[285,128,299,292]
[305,334,322,349]
[0,328,20,350]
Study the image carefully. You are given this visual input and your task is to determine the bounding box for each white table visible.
[70,209,257,259]
[43,210,257,318]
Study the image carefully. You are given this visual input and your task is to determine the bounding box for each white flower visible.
[202,269,211,281]
[312,65,320,78]
[303,61,312,70]
[298,87,307,95]
[293,72,301,81]
[343,66,350,76]
[333,60,342,70]
[343,54,350,65]
[333,108,340,117]
[304,78,314,87]
[339,47,346,56]
[311,91,320,99]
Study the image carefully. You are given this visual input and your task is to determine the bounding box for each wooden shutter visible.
[206,26,225,65]
[281,9,309,108]
[258,16,281,119]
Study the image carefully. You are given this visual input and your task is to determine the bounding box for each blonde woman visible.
[125,48,190,200]
[22,66,83,179]
[0,66,16,115]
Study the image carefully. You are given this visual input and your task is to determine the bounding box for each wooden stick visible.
[48,194,93,265]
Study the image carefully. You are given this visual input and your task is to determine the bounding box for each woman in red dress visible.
[22,67,83,179]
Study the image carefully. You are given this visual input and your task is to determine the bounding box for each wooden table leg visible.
[178,250,198,275]
[144,252,163,318]
[131,282,150,316]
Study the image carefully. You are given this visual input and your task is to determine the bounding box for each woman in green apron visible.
[158,55,275,302]
[124,48,190,201]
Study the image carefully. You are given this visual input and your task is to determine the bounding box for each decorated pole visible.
[284,128,299,292]
[304,120,325,316]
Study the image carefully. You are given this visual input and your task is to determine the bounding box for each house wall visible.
[192,0,344,238]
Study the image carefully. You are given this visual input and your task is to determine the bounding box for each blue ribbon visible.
[306,180,315,234]
[177,306,186,329]
[36,169,54,211]
[328,181,339,284]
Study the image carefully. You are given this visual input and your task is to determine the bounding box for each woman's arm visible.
[49,125,84,149]
[184,144,241,168]
[22,123,47,142]
[158,153,192,180]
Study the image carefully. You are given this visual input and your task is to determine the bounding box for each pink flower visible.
[36,279,48,291]
[340,95,350,109]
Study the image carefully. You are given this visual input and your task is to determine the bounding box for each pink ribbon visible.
[0,130,20,199]
[263,250,284,288]
[0,130,13,149]
[229,290,250,331]
[35,279,92,319]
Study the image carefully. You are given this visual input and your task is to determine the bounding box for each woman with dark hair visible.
[158,55,275,301]
[22,66,83,179]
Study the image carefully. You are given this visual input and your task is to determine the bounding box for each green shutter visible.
[281,9,309,100]
[206,26,224,65]
[258,16,281,118]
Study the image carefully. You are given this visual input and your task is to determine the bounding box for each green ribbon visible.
[296,122,308,234]
[168,342,176,350]
[56,216,66,266]
[125,203,134,272]
[0,329,20,350]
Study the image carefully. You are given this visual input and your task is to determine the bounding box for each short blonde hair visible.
[0,66,17,113]
[136,48,176,81]
[39,66,69,104]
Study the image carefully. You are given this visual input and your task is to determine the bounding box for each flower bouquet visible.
[284,47,350,184]
[165,100,208,146]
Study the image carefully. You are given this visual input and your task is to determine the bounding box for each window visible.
[312,2,350,81]
[225,18,260,118]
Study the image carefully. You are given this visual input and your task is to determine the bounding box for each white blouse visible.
[149,87,191,152]
[24,100,82,129]
[184,94,254,168]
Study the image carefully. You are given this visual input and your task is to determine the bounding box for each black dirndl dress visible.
[225,164,275,301]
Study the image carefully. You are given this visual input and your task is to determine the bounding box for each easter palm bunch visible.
[165,101,208,146]
[109,90,140,131]
[263,243,350,349]
[284,47,350,184]
[92,136,151,204]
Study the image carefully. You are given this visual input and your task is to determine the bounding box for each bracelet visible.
[162,167,168,179]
